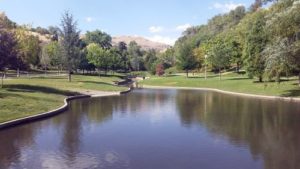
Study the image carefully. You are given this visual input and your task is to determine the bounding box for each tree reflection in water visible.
[176,90,300,169]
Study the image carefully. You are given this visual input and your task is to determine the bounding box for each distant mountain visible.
[112,36,170,52]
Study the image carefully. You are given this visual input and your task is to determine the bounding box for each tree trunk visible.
[1,72,4,88]
[219,68,221,80]
[259,75,263,83]
[276,73,280,84]
[186,70,189,78]
[298,72,300,86]
[17,68,20,77]
[68,71,72,82]
[236,62,240,73]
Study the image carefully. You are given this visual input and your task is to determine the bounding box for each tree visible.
[176,41,198,77]
[144,49,158,74]
[241,10,268,82]
[117,41,129,72]
[207,37,231,80]
[0,12,16,29]
[84,30,112,49]
[264,38,293,83]
[15,27,41,75]
[0,29,17,87]
[128,41,144,71]
[265,1,300,84]
[225,33,243,72]
[193,46,206,72]
[60,11,81,82]
[48,26,60,41]
[159,48,176,69]
[109,47,122,74]
[40,45,51,75]
[86,43,111,75]
[45,41,64,73]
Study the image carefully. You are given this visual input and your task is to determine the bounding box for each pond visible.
[0,89,300,169]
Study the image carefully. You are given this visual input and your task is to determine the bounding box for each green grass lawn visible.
[0,75,127,123]
[141,72,300,97]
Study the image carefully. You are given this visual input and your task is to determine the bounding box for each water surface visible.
[1,89,300,169]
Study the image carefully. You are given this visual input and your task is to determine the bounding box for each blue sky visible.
[0,0,253,45]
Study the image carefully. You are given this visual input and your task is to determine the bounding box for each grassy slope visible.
[142,73,300,97]
[0,75,127,123]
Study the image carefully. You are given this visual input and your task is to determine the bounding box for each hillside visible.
[112,36,170,52]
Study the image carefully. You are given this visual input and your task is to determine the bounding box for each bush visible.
[165,67,177,75]
[156,64,165,76]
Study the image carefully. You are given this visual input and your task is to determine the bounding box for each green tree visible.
[15,27,41,74]
[40,45,51,75]
[264,38,293,83]
[176,41,198,77]
[109,47,122,74]
[159,48,176,69]
[144,49,158,74]
[265,1,300,84]
[241,10,268,82]
[84,30,112,49]
[128,41,144,71]
[225,33,243,72]
[193,46,206,72]
[60,11,81,82]
[117,41,129,72]
[86,43,111,75]
[207,37,231,80]
[45,41,64,73]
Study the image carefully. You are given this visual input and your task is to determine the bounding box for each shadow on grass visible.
[78,81,114,86]
[187,75,219,79]
[227,77,251,81]
[76,73,125,79]
[281,89,300,97]
[164,74,181,77]
[4,84,79,96]
[30,76,66,80]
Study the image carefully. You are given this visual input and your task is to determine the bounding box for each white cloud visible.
[212,2,244,12]
[146,35,177,46]
[175,23,192,31]
[85,17,94,23]
[149,26,164,33]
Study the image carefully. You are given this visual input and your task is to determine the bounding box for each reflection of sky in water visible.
[18,151,130,169]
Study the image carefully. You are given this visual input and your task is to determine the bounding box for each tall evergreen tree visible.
[60,11,81,82]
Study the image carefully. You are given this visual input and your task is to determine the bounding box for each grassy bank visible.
[0,75,127,123]
[141,73,300,97]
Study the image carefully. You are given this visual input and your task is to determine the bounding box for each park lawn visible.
[0,75,127,123]
[141,73,300,97]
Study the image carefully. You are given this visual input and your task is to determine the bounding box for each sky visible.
[0,0,253,45]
